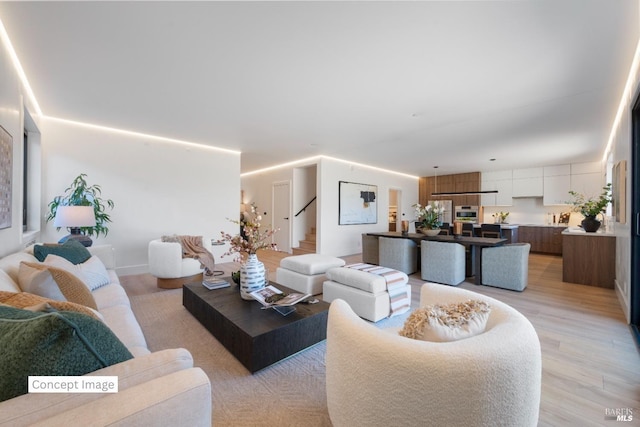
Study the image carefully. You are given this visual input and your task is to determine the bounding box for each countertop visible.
[561,226,615,237]
[472,223,519,229]
[467,223,576,229]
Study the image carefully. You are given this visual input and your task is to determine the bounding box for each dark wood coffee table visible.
[183,279,330,373]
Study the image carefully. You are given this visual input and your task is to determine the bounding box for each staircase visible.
[292,227,316,255]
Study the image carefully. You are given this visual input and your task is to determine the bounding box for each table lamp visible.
[53,205,97,247]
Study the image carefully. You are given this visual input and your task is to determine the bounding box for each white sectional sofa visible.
[0,244,212,426]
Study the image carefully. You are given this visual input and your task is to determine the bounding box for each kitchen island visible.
[561,227,615,288]
[366,231,506,285]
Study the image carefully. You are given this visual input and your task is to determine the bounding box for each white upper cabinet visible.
[570,162,603,198]
[512,167,543,197]
[481,163,602,207]
[543,164,570,206]
[481,170,512,206]
[544,164,571,177]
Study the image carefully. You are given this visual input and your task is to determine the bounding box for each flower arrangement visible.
[413,201,445,230]
[492,211,509,224]
[220,203,278,262]
[568,183,612,219]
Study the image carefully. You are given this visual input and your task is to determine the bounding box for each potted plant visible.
[46,173,115,239]
[568,183,612,232]
[492,211,510,224]
[412,201,445,236]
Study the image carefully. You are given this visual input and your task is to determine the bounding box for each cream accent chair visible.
[148,238,213,289]
[326,283,542,427]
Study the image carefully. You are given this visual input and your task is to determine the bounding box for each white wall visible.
[318,157,418,257]
[0,29,41,257]
[39,118,240,274]
[241,157,418,258]
[609,69,637,322]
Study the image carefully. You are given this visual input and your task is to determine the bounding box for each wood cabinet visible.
[562,233,615,288]
[518,226,565,255]
[419,172,480,207]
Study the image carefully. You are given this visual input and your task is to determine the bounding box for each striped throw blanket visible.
[345,263,410,317]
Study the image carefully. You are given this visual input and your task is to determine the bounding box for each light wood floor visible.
[252,249,640,427]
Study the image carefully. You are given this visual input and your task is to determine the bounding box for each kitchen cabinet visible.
[481,170,512,206]
[512,168,543,197]
[570,172,603,197]
[562,231,615,288]
[543,174,571,206]
[419,173,480,207]
[518,226,566,255]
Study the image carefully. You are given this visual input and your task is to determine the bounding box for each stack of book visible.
[202,277,230,290]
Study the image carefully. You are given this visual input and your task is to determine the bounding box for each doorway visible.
[389,189,401,232]
[630,95,640,344]
[272,181,291,254]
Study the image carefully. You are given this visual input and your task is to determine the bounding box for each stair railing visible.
[295,196,317,217]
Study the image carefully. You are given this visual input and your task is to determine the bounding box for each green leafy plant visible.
[492,211,510,223]
[46,174,115,238]
[568,183,612,219]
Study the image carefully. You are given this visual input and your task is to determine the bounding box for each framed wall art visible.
[0,125,12,230]
[338,181,377,225]
[612,160,626,224]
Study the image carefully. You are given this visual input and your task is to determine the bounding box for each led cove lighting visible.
[45,116,240,155]
[242,155,419,180]
[603,37,640,162]
[0,18,42,116]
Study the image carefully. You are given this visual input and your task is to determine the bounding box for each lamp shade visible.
[53,206,97,228]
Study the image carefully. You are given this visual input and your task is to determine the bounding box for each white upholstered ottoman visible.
[275,254,346,295]
[323,264,411,322]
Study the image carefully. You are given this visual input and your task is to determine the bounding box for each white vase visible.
[240,253,266,300]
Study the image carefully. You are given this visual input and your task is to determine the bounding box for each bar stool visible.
[462,223,474,237]
[480,224,502,238]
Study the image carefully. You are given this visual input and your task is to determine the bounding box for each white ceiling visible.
[0,1,638,176]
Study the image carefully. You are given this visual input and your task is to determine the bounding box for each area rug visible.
[127,280,412,426]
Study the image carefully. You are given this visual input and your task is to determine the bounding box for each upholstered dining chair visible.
[420,240,465,286]
[482,243,531,291]
[361,234,379,265]
[379,237,418,275]
[326,283,542,427]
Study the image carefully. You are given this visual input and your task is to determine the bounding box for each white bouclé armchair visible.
[326,283,542,427]
[148,238,213,289]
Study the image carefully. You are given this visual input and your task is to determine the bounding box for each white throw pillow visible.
[17,262,68,301]
[0,269,21,293]
[44,254,110,291]
[399,300,491,342]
